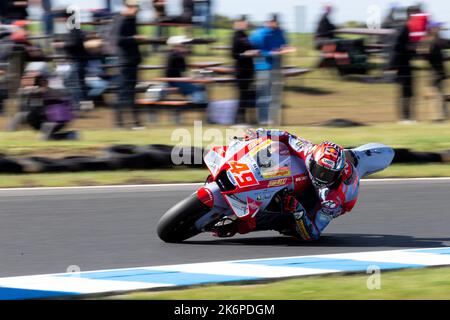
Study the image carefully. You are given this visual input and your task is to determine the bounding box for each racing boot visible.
[212,217,255,238]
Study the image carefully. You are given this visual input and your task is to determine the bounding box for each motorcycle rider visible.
[215,129,395,241]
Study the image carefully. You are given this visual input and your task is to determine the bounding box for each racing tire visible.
[157,193,210,243]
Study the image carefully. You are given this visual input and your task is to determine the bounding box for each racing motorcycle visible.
[157,135,314,243]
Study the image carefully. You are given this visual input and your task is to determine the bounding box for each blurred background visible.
[0,0,448,186]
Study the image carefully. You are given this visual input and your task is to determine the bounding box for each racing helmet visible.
[307,141,346,188]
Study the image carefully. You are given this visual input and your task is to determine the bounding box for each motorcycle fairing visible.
[204,137,269,179]
[204,137,310,220]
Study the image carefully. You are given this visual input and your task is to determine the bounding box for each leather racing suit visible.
[237,129,393,241]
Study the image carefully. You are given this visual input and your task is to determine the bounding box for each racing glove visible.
[283,194,301,214]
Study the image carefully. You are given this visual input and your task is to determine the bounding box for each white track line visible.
[0,247,445,280]
[0,177,448,192]
[0,183,203,192]
[0,276,172,294]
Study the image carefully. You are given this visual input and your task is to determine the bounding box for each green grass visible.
[0,169,207,188]
[0,123,449,187]
[1,123,449,157]
[372,163,450,178]
[106,266,450,300]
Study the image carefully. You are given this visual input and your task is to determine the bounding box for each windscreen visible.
[253,141,291,179]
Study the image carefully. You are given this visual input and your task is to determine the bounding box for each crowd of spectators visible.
[0,0,447,140]
[314,3,448,123]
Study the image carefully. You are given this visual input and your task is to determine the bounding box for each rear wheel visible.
[157,193,210,243]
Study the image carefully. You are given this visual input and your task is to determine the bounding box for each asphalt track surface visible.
[0,179,449,277]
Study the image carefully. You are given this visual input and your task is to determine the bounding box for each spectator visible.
[0,30,14,115]
[42,0,54,38]
[152,0,168,52]
[250,14,295,125]
[194,0,213,35]
[114,0,145,129]
[0,77,6,115]
[181,0,195,23]
[153,0,166,20]
[420,22,448,121]
[0,66,6,115]
[0,2,6,23]
[388,9,415,123]
[10,20,45,62]
[407,5,428,45]
[164,35,208,105]
[382,3,406,29]
[8,62,77,140]
[381,3,405,75]
[161,0,194,25]
[5,22,43,102]
[0,0,28,24]
[84,39,111,107]
[105,0,112,13]
[7,61,50,131]
[53,10,90,111]
[231,15,257,124]
[315,4,336,50]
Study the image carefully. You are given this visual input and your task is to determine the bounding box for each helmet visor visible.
[309,160,341,186]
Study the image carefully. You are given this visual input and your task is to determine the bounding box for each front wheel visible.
[157,193,210,243]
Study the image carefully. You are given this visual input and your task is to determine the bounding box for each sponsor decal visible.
[226,170,237,185]
[205,149,225,177]
[268,178,288,187]
[251,162,260,173]
[212,146,227,158]
[290,137,307,151]
[228,161,259,188]
[321,199,342,217]
[255,191,273,201]
[246,196,262,217]
[343,162,355,184]
[294,141,306,150]
[262,167,291,179]
[321,207,342,218]
[295,219,311,241]
[246,138,261,150]
[322,200,337,209]
[294,175,308,183]
[248,139,272,157]
[320,158,335,168]
[208,160,219,172]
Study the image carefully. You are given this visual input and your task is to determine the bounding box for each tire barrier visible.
[167,145,206,169]
[0,146,447,174]
[391,148,443,164]
[61,156,118,172]
[321,118,366,128]
[103,144,206,169]
[0,157,24,173]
